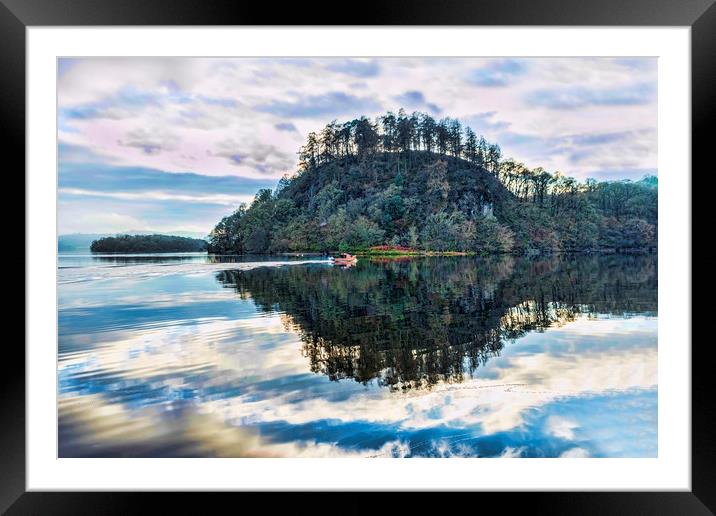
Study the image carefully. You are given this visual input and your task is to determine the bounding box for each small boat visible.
[331,253,358,266]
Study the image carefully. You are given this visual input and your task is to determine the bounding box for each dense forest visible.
[208,109,657,255]
[90,234,208,253]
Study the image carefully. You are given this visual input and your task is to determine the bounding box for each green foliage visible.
[598,217,657,250]
[419,211,469,251]
[344,216,386,249]
[473,218,515,254]
[207,109,657,255]
[90,234,207,253]
[503,203,560,254]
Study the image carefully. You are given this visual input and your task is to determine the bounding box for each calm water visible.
[58,253,657,458]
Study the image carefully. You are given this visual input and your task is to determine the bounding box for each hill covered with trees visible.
[208,109,657,255]
[90,234,208,253]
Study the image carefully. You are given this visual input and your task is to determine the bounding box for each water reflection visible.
[58,253,657,458]
[216,255,656,391]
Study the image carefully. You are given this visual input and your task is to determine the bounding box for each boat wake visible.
[58,259,332,285]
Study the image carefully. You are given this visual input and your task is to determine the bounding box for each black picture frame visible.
[5,0,712,512]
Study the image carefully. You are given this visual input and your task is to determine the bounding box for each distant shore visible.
[90,234,208,253]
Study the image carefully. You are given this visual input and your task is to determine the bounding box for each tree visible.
[621,218,656,249]
[464,126,478,163]
[396,108,416,153]
[530,167,553,206]
[477,136,488,167]
[436,118,450,155]
[320,121,340,162]
[473,218,514,254]
[313,182,343,223]
[420,212,463,251]
[299,132,319,170]
[353,116,379,157]
[486,143,502,175]
[380,111,397,152]
[344,216,385,249]
[448,118,463,157]
[425,159,450,211]
[420,113,437,153]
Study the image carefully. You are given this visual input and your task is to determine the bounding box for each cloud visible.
[462,111,511,133]
[560,447,590,458]
[118,128,179,155]
[392,90,442,114]
[59,160,276,200]
[66,212,150,234]
[493,127,656,178]
[612,58,657,72]
[58,193,241,235]
[211,139,295,174]
[526,82,656,109]
[61,83,239,125]
[58,142,119,165]
[274,122,298,132]
[499,446,526,458]
[570,131,635,146]
[325,59,381,77]
[466,59,528,87]
[60,86,162,120]
[59,188,254,207]
[196,95,238,108]
[566,130,656,171]
[256,91,382,118]
[256,57,315,68]
[394,90,423,105]
[544,416,579,440]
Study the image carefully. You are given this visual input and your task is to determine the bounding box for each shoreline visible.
[208,248,657,258]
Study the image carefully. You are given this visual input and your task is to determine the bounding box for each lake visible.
[58,253,657,458]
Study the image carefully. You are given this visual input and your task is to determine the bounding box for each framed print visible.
[6,0,713,512]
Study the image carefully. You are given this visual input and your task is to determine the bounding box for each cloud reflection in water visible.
[59,254,657,457]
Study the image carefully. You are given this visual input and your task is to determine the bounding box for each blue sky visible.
[58,57,657,236]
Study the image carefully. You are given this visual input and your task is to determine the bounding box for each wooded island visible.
[206,109,658,255]
[90,234,208,253]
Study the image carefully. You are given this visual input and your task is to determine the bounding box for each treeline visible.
[90,234,208,253]
[208,109,657,255]
[299,109,502,173]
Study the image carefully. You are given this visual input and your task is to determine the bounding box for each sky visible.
[58,57,657,236]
